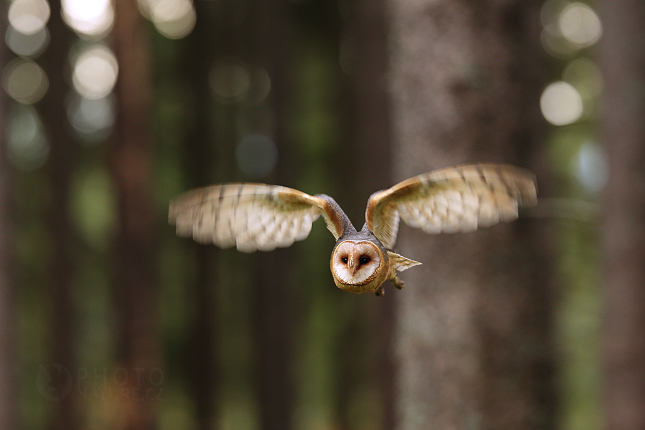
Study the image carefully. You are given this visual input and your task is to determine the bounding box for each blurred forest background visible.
[1,0,644,429]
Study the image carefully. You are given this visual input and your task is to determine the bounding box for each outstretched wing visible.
[169,184,346,252]
[365,164,538,249]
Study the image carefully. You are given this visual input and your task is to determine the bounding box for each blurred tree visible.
[338,0,395,428]
[600,2,645,429]
[38,0,78,428]
[111,0,159,428]
[181,1,219,429]
[387,1,556,429]
[250,0,297,429]
[0,3,17,427]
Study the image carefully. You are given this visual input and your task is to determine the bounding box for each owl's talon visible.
[391,277,405,290]
[374,286,385,296]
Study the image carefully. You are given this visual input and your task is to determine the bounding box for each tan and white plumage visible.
[169,164,537,295]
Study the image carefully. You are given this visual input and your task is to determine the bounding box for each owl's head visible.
[330,240,387,294]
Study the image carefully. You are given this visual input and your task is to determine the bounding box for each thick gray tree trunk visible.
[386,1,556,429]
[600,2,645,429]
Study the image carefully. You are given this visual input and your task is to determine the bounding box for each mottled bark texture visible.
[600,2,645,430]
[386,1,556,429]
[111,0,159,429]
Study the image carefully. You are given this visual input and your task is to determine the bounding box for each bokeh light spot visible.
[2,58,49,104]
[8,0,50,35]
[558,3,602,47]
[7,104,49,171]
[210,60,251,102]
[139,0,196,39]
[62,0,114,38]
[137,0,156,19]
[151,0,189,22]
[153,4,196,39]
[247,67,271,105]
[236,134,278,178]
[72,45,119,99]
[5,25,49,57]
[67,95,115,141]
[573,141,608,194]
[562,58,603,98]
[541,25,578,58]
[71,167,116,250]
[540,81,583,126]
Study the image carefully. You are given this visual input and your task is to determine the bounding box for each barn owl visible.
[169,164,537,296]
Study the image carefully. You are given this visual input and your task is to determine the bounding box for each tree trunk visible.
[39,0,77,427]
[182,2,219,428]
[0,3,17,425]
[386,1,556,429]
[341,0,396,427]
[251,1,296,429]
[111,1,159,429]
[600,2,645,429]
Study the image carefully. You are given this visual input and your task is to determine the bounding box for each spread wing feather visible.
[169,184,345,252]
[365,164,537,249]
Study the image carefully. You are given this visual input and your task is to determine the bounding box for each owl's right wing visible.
[365,164,538,249]
[169,183,347,252]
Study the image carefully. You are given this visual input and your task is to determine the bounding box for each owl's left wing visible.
[365,164,538,249]
[169,183,346,252]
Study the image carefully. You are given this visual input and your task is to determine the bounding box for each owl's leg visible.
[374,285,385,296]
[390,276,405,290]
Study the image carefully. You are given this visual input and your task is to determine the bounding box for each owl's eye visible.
[359,256,370,265]
[341,256,348,264]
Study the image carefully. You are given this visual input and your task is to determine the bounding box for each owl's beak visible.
[347,253,358,275]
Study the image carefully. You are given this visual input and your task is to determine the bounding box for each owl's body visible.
[169,164,537,295]
[314,194,408,295]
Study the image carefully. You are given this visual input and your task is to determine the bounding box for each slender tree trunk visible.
[183,2,218,427]
[111,1,158,429]
[254,249,294,430]
[0,4,17,425]
[341,0,395,428]
[386,1,556,429]
[0,129,16,430]
[0,158,16,428]
[600,2,645,429]
[251,1,296,429]
[39,0,77,427]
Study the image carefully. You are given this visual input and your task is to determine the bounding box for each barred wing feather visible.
[169,184,343,252]
[365,164,537,249]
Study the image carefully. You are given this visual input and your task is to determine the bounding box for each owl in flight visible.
[169,164,537,296]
